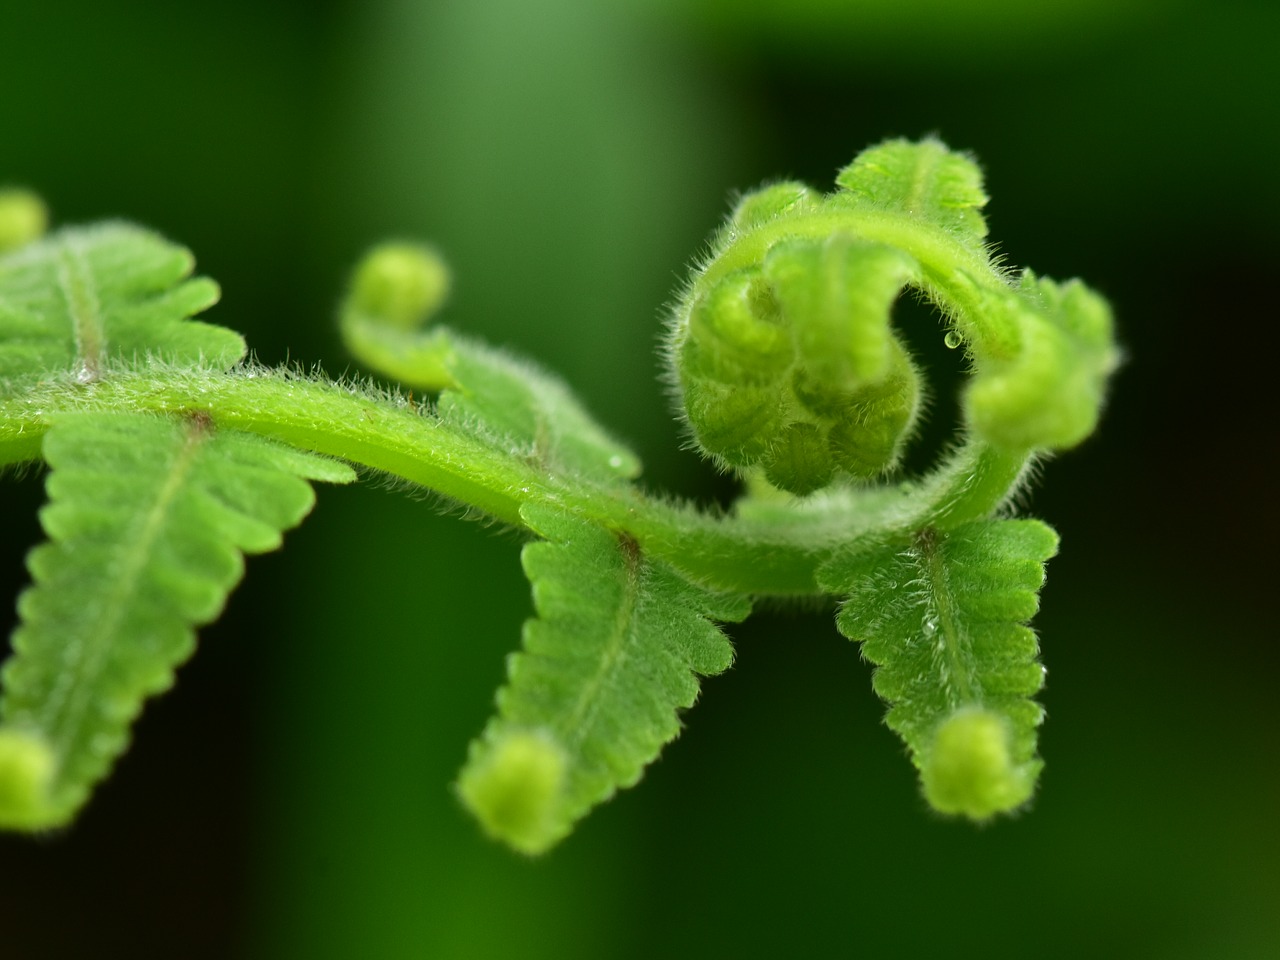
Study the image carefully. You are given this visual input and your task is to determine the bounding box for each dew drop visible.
[944,331,963,350]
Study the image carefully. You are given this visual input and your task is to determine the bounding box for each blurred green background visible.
[2,0,1277,957]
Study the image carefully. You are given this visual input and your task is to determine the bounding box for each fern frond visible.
[0,140,1115,844]
[339,244,641,485]
[0,223,245,382]
[821,519,1058,819]
[457,502,750,854]
[0,412,353,829]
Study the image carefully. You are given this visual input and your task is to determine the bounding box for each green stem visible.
[700,207,1009,356]
[0,368,1030,596]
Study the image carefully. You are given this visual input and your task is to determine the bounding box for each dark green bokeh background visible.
[2,1,1276,957]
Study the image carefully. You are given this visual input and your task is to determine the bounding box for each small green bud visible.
[348,242,450,330]
[763,421,833,495]
[729,181,820,231]
[921,708,1033,820]
[456,729,568,856]
[0,728,56,830]
[0,189,49,254]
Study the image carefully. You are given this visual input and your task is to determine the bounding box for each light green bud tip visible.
[457,729,568,855]
[349,242,450,331]
[730,181,820,231]
[0,189,49,254]
[921,708,1033,820]
[0,728,57,829]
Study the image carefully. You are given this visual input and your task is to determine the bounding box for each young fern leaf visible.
[963,271,1118,451]
[457,502,750,854]
[339,244,640,485]
[819,519,1058,819]
[667,138,1118,495]
[0,223,244,384]
[0,412,353,829]
[833,137,990,246]
[0,140,1118,847]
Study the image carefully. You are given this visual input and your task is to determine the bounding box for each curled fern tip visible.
[922,708,1036,820]
[0,188,49,254]
[348,242,450,331]
[0,729,58,830]
[457,730,569,856]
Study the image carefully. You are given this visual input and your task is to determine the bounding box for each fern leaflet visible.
[820,519,1058,819]
[0,412,353,829]
[339,244,641,485]
[0,223,244,384]
[457,502,750,854]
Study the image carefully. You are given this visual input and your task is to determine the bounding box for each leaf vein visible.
[39,417,207,764]
[560,534,642,750]
[56,237,105,383]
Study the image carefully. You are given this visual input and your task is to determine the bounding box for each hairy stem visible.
[0,368,1031,595]
[701,208,1006,355]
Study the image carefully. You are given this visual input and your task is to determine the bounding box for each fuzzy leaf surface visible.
[432,332,641,484]
[963,272,1120,451]
[0,412,353,828]
[834,137,989,245]
[457,502,750,853]
[0,223,244,382]
[339,247,640,485]
[821,519,1058,819]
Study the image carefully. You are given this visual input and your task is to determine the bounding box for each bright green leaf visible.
[0,223,244,381]
[822,519,1058,819]
[458,503,749,854]
[0,412,353,829]
[835,137,990,244]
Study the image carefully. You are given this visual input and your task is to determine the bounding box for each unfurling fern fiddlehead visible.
[0,138,1116,850]
[665,138,1117,818]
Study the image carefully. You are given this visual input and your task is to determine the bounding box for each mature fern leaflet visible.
[457,502,750,854]
[0,412,353,829]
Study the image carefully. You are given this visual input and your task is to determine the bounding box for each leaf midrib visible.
[41,419,206,781]
[559,536,642,754]
[56,237,106,383]
[918,528,979,708]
